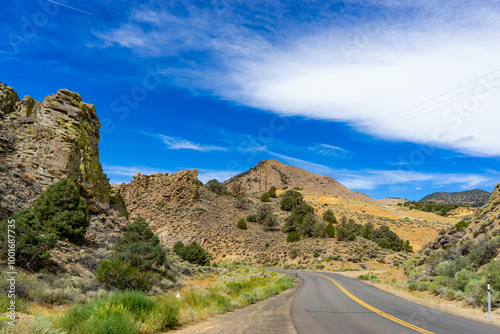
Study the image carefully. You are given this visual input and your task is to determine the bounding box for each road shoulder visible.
[170,278,302,334]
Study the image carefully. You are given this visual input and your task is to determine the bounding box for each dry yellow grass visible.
[301,190,459,251]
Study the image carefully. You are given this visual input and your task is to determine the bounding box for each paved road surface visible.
[289,270,497,334]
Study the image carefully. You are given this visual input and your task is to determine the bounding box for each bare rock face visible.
[0,83,111,203]
[119,170,203,220]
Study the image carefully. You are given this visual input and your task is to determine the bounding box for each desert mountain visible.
[419,189,491,207]
[225,159,379,203]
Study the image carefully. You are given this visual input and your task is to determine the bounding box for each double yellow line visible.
[312,273,435,334]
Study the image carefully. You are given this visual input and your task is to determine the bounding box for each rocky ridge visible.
[0,83,126,217]
[225,159,378,203]
[419,189,491,207]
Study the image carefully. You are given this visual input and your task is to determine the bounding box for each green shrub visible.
[57,291,179,334]
[455,220,469,231]
[268,186,277,198]
[84,314,137,334]
[323,209,337,223]
[114,217,166,272]
[452,268,479,291]
[256,204,273,223]
[0,166,5,172]
[178,241,209,266]
[467,237,500,267]
[246,215,256,222]
[434,261,454,277]
[226,282,242,295]
[260,192,271,202]
[464,277,487,306]
[256,204,278,231]
[282,215,298,233]
[108,291,154,318]
[206,179,229,196]
[481,260,500,291]
[33,178,89,244]
[336,226,352,241]
[280,196,296,211]
[326,222,335,238]
[237,218,247,229]
[312,221,327,238]
[264,285,280,297]
[369,225,400,251]
[145,295,180,331]
[173,241,185,256]
[0,209,58,271]
[95,258,152,291]
[280,190,303,211]
[358,274,378,281]
[298,213,317,237]
[287,231,300,243]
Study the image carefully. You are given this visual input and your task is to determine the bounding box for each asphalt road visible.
[286,270,497,334]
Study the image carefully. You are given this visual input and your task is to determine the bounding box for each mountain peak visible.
[226,159,377,203]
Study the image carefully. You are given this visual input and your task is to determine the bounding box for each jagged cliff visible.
[0,83,126,218]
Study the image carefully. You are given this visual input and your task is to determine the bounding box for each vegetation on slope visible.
[0,178,89,271]
[400,200,469,216]
[419,189,491,207]
[401,182,500,309]
[0,267,295,334]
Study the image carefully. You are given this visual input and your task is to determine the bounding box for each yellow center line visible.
[312,273,436,334]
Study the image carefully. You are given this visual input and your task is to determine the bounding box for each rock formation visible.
[119,170,203,218]
[0,83,126,216]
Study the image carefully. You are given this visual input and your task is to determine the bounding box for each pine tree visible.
[326,221,335,238]
[114,217,166,272]
[33,178,89,244]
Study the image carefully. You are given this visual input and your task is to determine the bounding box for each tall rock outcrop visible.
[0,83,124,214]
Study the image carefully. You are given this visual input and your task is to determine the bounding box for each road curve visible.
[287,270,496,334]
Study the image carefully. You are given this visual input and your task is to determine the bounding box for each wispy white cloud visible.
[158,135,227,152]
[267,152,337,175]
[94,1,500,157]
[139,130,227,152]
[308,144,353,160]
[335,169,496,191]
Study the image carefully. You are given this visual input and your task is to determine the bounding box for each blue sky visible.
[2,0,500,200]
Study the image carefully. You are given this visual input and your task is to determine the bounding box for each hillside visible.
[118,165,459,270]
[419,189,491,207]
[403,181,500,309]
[225,159,378,203]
